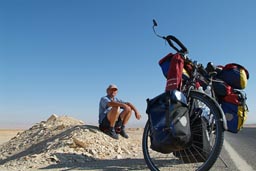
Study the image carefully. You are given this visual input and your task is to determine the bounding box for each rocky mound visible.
[0,114,143,170]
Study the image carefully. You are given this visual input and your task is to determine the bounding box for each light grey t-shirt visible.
[98,95,126,124]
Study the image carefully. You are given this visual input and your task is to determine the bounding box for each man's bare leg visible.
[120,106,132,126]
[119,106,131,138]
[106,107,120,139]
[107,106,120,127]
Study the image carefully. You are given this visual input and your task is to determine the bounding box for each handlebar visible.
[163,35,188,54]
[162,35,209,77]
[152,19,188,54]
[152,20,218,80]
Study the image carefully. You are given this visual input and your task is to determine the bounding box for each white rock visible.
[46,114,58,122]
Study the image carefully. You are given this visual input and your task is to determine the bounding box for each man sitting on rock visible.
[99,84,141,139]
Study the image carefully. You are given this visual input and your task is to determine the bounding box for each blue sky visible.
[0,0,255,128]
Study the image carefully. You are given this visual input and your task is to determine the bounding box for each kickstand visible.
[219,154,229,168]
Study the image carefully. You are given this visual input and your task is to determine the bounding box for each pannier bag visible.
[220,90,248,133]
[174,110,211,163]
[218,63,249,89]
[212,79,232,97]
[146,90,191,154]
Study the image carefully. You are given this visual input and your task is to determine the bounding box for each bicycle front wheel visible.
[142,90,224,171]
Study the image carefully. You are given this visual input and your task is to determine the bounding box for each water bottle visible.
[205,85,212,97]
[196,86,204,108]
[198,86,204,93]
[204,86,213,122]
[197,86,211,120]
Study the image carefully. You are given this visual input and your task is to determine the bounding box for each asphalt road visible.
[211,127,256,171]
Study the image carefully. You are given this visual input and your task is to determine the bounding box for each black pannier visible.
[146,90,191,154]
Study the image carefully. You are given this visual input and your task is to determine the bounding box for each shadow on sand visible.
[40,155,148,171]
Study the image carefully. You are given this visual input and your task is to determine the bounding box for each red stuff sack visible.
[159,53,185,91]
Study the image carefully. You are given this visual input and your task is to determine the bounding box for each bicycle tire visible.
[142,90,224,171]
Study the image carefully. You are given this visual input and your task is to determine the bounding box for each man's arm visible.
[107,101,128,109]
[126,102,141,120]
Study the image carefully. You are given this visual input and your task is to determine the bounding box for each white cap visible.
[107,84,118,90]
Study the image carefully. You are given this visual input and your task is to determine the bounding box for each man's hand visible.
[125,102,141,120]
[135,112,141,120]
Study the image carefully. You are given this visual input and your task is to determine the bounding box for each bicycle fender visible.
[220,108,228,131]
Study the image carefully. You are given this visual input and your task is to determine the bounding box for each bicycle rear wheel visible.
[142,90,224,171]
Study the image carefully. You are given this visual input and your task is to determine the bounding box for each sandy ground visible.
[0,129,24,145]
[1,124,255,171]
